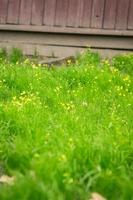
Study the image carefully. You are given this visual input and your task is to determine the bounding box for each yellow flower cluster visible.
[60,101,75,112]
[24,58,42,68]
[0,79,7,89]
[12,92,40,110]
[115,85,125,97]
[103,59,110,66]
[67,60,72,65]
[54,86,62,94]
[110,67,119,73]
[123,75,131,84]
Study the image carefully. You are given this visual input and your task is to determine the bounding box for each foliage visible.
[112,53,133,76]
[0,51,133,200]
[0,48,7,60]
[8,48,23,64]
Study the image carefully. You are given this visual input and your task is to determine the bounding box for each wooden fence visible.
[0,0,133,35]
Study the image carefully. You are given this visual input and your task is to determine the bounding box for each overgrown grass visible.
[0,50,133,200]
[112,53,133,76]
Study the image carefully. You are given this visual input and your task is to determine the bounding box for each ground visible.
[0,50,133,200]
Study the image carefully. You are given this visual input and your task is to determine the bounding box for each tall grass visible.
[0,50,133,200]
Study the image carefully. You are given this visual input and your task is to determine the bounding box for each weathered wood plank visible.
[115,0,130,30]
[67,0,80,27]
[31,0,44,25]
[43,0,56,26]
[55,0,68,26]
[103,0,117,29]
[82,0,92,27]
[0,0,8,24]
[0,24,133,36]
[19,0,32,25]
[0,31,133,50]
[0,40,84,58]
[128,0,133,30]
[1,39,133,59]
[76,0,85,27]
[7,0,20,24]
[91,0,105,28]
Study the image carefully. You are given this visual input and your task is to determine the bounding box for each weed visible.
[8,48,23,63]
[112,53,133,76]
[0,48,7,60]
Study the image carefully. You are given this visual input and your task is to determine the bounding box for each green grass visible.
[112,53,133,76]
[0,51,133,200]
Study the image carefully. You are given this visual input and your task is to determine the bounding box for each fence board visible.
[116,0,130,30]
[103,0,117,29]
[0,0,8,24]
[67,0,80,27]
[19,0,32,25]
[43,0,56,26]
[76,0,85,27]
[7,0,20,24]
[31,0,44,25]
[91,0,105,28]
[128,0,133,29]
[82,0,92,27]
[55,0,68,26]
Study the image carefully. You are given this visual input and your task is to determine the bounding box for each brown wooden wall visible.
[0,0,133,34]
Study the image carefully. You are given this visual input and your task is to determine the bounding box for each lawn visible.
[0,50,133,200]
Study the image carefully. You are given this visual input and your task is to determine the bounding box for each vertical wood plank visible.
[19,0,32,25]
[7,0,20,24]
[76,0,85,27]
[103,0,117,29]
[91,0,105,28]
[128,0,133,29]
[31,0,44,25]
[115,0,130,30]
[67,0,81,27]
[82,0,92,27]
[55,0,68,26]
[43,0,56,26]
[0,0,8,24]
